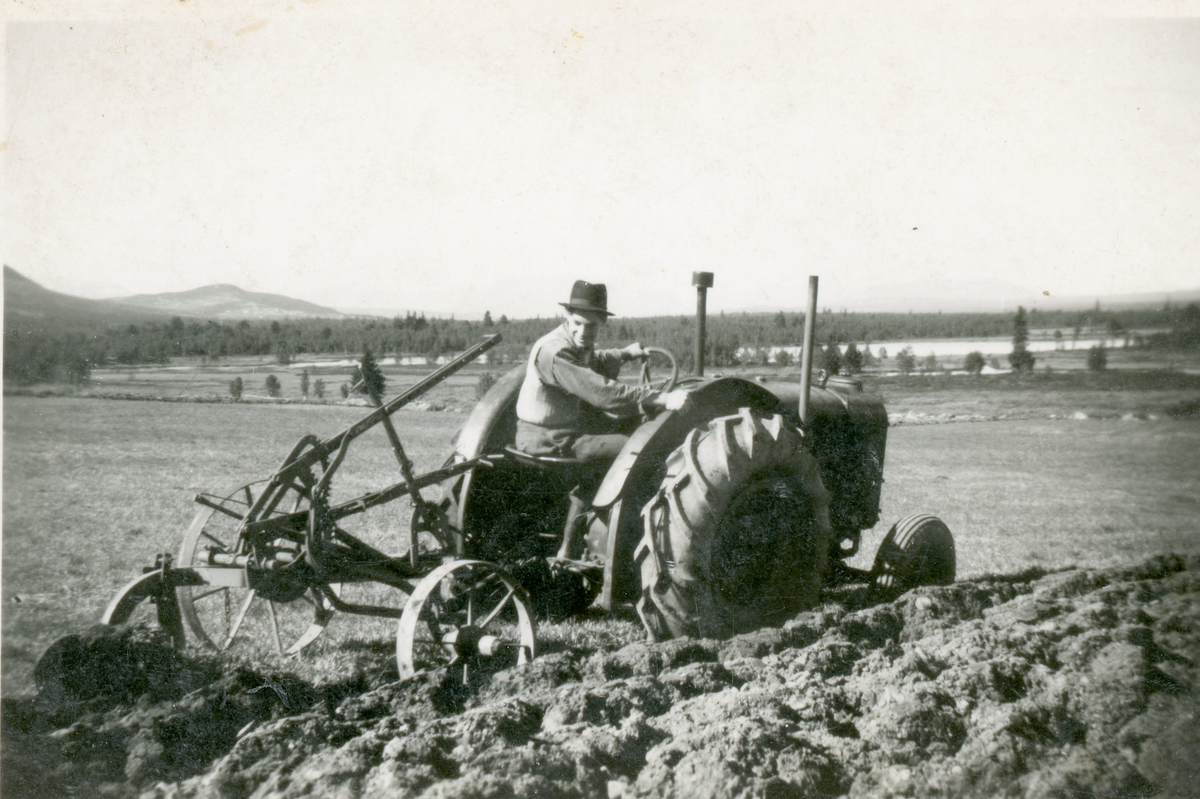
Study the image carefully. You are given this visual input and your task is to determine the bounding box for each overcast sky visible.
[4,1,1199,318]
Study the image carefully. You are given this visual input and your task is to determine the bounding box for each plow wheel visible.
[397,560,536,684]
[177,481,336,655]
[871,514,956,596]
[636,408,834,641]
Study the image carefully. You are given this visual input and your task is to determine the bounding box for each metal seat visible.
[501,447,608,565]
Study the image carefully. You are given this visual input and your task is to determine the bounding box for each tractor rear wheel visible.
[635,408,833,640]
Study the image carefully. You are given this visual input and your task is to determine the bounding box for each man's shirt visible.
[515,323,652,453]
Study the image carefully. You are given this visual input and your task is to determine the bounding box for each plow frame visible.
[105,334,542,675]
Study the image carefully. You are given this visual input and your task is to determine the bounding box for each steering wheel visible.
[637,347,679,393]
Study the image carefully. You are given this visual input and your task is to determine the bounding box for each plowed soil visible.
[5,555,1198,799]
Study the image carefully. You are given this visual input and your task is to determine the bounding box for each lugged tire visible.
[871,514,956,596]
[635,408,833,641]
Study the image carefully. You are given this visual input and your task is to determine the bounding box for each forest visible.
[5,303,1199,386]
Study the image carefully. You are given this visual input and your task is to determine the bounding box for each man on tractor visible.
[515,280,687,569]
[515,279,683,461]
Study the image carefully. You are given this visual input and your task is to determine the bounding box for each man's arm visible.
[549,350,654,415]
[592,342,647,380]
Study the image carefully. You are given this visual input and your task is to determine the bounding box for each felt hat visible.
[559,280,614,317]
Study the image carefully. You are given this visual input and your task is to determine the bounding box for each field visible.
[3,371,1200,798]
[15,335,1200,409]
[55,357,487,408]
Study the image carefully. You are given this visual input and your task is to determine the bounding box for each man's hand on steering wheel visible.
[629,344,682,420]
[621,342,649,361]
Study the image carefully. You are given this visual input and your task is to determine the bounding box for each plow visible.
[103,277,956,684]
[102,336,537,682]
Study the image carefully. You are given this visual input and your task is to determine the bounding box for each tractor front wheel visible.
[870,514,956,596]
[635,408,833,641]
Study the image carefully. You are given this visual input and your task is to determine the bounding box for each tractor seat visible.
[501,446,613,502]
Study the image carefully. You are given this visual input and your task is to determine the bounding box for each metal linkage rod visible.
[275,335,501,482]
[241,458,487,538]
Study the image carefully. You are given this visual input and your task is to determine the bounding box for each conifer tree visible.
[354,349,387,405]
[1009,306,1036,374]
[842,343,863,374]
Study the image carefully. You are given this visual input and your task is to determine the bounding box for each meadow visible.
[14,322,1199,407]
[3,370,1199,696]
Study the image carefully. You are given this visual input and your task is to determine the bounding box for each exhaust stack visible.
[799,276,818,426]
[692,272,714,376]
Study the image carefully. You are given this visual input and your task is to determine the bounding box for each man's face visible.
[565,309,606,349]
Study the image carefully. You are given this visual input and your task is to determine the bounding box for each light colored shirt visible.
[515,322,652,439]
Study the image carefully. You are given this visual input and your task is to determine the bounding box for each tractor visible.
[427,346,954,643]
[426,274,954,643]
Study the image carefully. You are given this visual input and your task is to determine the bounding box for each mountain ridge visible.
[3,266,171,329]
[116,283,345,320]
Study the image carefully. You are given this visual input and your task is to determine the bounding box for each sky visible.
[4,1,1199,319]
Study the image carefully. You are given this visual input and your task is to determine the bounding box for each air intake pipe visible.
[799,276,818,426]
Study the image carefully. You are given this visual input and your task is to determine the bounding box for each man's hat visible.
[559,280,614,317]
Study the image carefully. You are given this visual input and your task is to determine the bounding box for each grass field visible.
[4,373,1199,696]
[16,342,1200,410]
[45,355,492,407]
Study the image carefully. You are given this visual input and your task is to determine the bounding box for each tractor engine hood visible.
[759,374,889,431]
[590,374,887,509]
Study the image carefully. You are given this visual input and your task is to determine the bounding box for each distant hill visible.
[5,266,347,333]
[116,284,345,320]
[4,266,169,330]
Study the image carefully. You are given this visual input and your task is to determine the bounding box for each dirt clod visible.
[4,555,1199,798]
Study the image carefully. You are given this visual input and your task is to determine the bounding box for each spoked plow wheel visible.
[871,514,956,597]
[396,559,536,684]
[177,481,336,655]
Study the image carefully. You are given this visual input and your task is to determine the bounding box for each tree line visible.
[5,302,1198,386]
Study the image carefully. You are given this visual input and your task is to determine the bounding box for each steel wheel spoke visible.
[192,586,227,603]
[266,599,283,655]
[223,589,257,649]
[476,588,515,631]
[200,531,227,548]
[471,571,502,591]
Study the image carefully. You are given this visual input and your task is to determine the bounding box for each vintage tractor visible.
[428,345,955,642]
[101,276,954,680]
[425,274,954,641]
